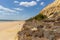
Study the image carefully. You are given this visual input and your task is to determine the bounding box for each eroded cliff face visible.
[18,15,60,40]
[40,0,60,18]
[18,0,60,40]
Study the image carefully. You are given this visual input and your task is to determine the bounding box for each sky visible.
[0,0,54,20]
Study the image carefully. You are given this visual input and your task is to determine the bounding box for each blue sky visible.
[0,0,54,20]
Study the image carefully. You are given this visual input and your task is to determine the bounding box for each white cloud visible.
[14,8,23,11]
[14,1,19,3]
[0,5,21,20]
[0,5,18,16]
[0,5,16,13]
[40,2,44,6]
[36,0,40,2]
[19,1,37,7]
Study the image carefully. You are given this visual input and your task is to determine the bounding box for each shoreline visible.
[0,21,25,40]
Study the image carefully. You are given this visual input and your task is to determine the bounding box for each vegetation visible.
[34,14,47,20]
[27,13,47,21]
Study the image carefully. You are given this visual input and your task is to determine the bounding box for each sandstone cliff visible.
[18,0,60,40]
[40,0,60,18]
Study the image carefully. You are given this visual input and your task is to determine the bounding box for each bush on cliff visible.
[27,14,47,21]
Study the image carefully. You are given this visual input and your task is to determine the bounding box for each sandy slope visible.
[0,21,25,40]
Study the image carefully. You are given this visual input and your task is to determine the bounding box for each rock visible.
[17,0,60,40]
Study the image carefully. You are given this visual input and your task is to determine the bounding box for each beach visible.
[0,21,25,40]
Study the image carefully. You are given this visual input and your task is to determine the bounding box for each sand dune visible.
[0,21,25,40]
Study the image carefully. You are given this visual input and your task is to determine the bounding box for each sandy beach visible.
[0,21,25,40]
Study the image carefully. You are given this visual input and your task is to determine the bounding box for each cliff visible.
[18,0,60,40]
[40,0,60,18]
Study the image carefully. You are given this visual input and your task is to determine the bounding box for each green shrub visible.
[34,14,47,20]
[27,14,47,21]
